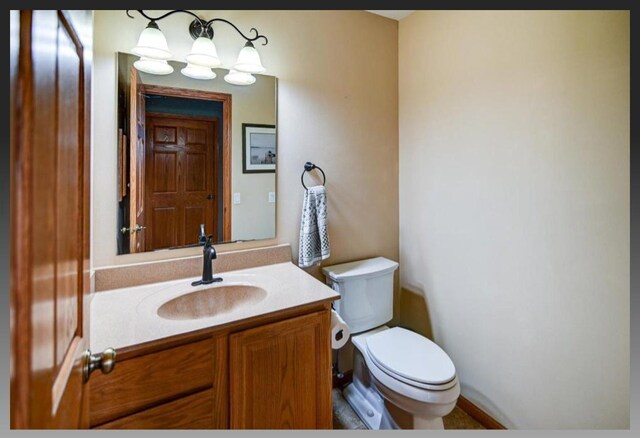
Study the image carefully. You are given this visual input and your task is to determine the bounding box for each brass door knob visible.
[83,348,117,383]
[121,225,146,234]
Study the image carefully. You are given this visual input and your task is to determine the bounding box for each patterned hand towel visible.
[298,185,330,268]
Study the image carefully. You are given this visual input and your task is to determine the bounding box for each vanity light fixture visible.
[181,63,216,80]
[233,41,266,74]
[186,36,221,68]
[224,69,256,86]
[127,10,268,82]
[131,20,172,60]
[133,57,174,75]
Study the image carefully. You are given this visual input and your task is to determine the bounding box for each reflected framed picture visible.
[242,123,276,173]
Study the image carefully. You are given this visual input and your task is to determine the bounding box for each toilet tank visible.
[322,257,399,334]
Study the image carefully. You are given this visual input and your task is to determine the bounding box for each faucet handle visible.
[198,224,206,244]
[206,235,217,259]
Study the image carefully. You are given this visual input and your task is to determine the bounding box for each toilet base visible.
[342,345,401,429]
[343,382,386,429]
[414,415,445,429]
[343,381,446,430]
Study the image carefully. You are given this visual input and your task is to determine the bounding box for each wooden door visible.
[10,10,92,428]
[129,67,146,253]
[145,114,217,250]
[229,311,333,429]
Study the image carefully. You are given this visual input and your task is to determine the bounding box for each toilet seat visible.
[365,327,458,391]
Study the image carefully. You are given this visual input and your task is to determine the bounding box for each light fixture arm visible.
[204,19,268,46]
[126,10,268,45]
[126,9,205,26]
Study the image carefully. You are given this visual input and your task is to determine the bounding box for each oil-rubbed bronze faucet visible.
[192,236,223,286]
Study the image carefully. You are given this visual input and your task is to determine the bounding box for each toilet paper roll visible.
[330,309,350,350]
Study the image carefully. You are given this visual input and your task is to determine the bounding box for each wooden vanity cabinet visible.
[89,306,332,429]
[230,310,332,429]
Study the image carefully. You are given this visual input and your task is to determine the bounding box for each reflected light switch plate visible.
[233,193,241,204]
[268,192,276,203]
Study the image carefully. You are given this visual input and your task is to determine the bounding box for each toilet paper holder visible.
[330,308,350,381]
[330,309,349,349]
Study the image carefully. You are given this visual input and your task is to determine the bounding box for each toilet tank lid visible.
[322,257,399,282]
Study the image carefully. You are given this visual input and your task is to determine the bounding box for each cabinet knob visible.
[83,348,117,383]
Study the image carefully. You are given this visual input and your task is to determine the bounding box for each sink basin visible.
[157,284,267,320]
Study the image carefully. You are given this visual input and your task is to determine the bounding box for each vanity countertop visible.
[90,261,340,352]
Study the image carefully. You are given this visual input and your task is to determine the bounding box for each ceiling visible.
[366,10,415,21]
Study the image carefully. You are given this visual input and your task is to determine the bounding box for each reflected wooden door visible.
[129,67,146,253]
[145,114,218,250]
[10,10,92,428]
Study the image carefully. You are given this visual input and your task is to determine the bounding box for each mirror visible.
[116,52,277,255]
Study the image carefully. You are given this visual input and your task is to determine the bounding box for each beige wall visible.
[92,11,399,271]
[399,11,629,429]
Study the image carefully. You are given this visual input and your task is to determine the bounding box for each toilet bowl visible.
[345,326,460,429]
[323,257,460,429]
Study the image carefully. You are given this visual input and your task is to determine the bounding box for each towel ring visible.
[301,162,326,190]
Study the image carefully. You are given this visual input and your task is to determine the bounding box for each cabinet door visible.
[230,310,332,429]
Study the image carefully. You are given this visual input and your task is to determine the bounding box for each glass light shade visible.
[133,57,174,75]
[185,37,221,68]
[132,23,171,60]
[181,63,216,80]
[224,69,256,86]
[233,42,266,74]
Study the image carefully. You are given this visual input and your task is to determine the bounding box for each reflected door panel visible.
[145,114,218,250]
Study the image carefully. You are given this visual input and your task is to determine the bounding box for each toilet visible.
[323,257,460,430]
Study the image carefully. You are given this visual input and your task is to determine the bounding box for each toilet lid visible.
[366,327,456,385]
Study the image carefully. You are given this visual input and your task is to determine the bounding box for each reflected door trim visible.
[129,67,146,253]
